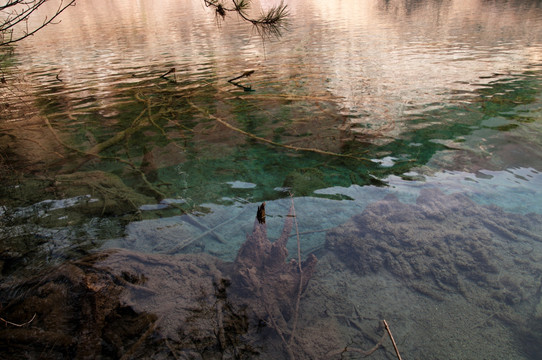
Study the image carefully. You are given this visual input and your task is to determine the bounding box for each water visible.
[1,0,542,358]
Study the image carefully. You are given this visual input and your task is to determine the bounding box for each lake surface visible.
[1,0,542,358]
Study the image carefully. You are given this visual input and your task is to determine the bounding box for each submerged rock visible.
[322,188,542,359]
[0,252,150,359]
[53,171,155,216]
[326,187,542,313]
[0,250,241,359]
[0,203,320,359]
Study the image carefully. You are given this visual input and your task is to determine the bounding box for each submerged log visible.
[232,202,317,321]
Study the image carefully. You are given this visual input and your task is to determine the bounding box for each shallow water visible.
[1,0,542,358]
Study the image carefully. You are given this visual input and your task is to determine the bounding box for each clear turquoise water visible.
[2,0,542,358]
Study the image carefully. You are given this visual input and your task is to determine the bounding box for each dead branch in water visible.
[327,319,403,359]
[42,95,167,201]
[384,319,403,360]
[0,312,36,327]
[288,194,303,349]
[232,200,318,359]
[327,331,386,358]
[188,100,369,161]
[228,70,255,91]
[264,304,296,360]
[160,68,177,83]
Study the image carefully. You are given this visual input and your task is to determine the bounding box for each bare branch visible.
[0,313,37,327]
[1,0,47,32]
[1,0,76,47]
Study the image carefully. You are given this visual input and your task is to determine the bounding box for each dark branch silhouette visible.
[204,0,289,38]
[1,0,76,47]
[1,1,287,48]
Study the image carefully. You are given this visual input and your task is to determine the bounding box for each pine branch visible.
[205,0,289,39]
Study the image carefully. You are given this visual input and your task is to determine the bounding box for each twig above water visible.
[228,70,255,91]
[160,68,177,83]
[228,69,255,82]
[204,0,289,39]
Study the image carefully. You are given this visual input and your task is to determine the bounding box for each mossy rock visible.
[54,171,154,216]
[0,253,157,359]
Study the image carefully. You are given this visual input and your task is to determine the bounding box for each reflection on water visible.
[2,0,542,358]
[9,0,542,134]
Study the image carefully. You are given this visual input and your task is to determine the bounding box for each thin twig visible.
[44,104,166,200]
[160,67,177,83]
[166,206,248,254]
[1,0,76,46]
[228,70,255,83]
[288,227,332,238]
[265,304,295,360]
[327,332,386,357]
[187,100,369,161]
[0,313,36,327]
[288,194,302,348]
[383,319,403,360]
